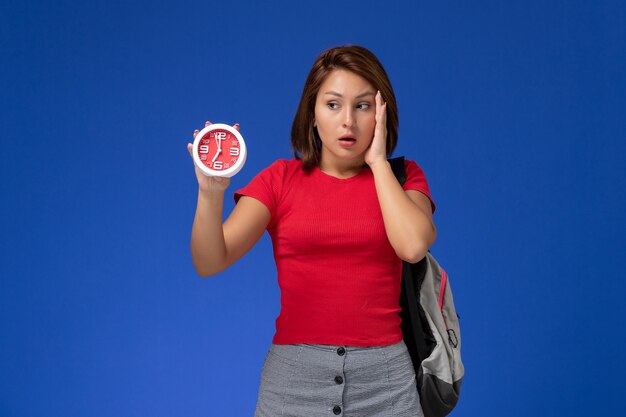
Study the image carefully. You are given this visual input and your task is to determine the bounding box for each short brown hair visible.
[291,45,399,172]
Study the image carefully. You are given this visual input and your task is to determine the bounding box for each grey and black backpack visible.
[390,157,464,417]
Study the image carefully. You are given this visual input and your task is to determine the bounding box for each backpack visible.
[389,157,464,417]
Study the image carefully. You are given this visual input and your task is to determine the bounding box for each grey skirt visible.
[254,340,424,417]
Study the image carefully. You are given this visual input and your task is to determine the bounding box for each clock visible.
[192,123,247,177]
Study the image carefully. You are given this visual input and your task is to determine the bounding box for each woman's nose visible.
[342,108,355,128]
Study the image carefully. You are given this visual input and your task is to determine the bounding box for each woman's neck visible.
[319,157,368,179]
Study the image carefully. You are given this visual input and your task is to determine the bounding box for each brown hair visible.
[291,45,399,172]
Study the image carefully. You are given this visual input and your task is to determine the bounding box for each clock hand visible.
[212,138,222,163]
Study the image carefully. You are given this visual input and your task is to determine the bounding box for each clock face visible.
[193,124,247,177]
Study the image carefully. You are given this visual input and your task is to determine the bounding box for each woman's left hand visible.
[364,90,388,167]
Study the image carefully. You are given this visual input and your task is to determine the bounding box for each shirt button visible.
[334,375,343,384]
[336,347,346,356]
[333,405,342,415]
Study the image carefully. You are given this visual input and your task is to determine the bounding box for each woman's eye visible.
[357,103,371,110]
[327,102,339,110]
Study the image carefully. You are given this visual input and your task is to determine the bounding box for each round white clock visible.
[192,123,247,177]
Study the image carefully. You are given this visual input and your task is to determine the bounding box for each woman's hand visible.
[187,121,240,193]
[364,91,388,167]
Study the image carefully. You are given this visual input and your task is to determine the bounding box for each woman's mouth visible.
[338,135,357,147]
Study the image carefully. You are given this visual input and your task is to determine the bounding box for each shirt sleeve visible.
[403,159,436,214]
[233,159,286,226]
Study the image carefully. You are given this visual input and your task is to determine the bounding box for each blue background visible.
[2,1,625,416]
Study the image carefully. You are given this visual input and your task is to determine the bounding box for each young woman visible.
[187,45,436,417]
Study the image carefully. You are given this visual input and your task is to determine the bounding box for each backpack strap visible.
[389,156,406,186]
[388,156,431,364]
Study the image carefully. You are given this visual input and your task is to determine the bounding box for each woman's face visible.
[314,69,377,169]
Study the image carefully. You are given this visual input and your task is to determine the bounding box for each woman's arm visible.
[369,160,436,263]
[190,191,270,277]
[364,94,436,263]
[187,122,271,277]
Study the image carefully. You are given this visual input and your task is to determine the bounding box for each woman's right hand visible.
[187,121,240,193]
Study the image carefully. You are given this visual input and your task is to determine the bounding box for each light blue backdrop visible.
[2,1,625,416]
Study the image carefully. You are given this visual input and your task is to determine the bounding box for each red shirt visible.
[234,159,435,346]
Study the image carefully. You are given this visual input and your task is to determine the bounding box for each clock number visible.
[199,145,209,154]
[214,131,227,140]
[213,161,223,169]
[230,148,240,156]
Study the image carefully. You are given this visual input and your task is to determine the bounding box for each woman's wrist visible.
[198,187,226,201]
[367,159,390,171]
